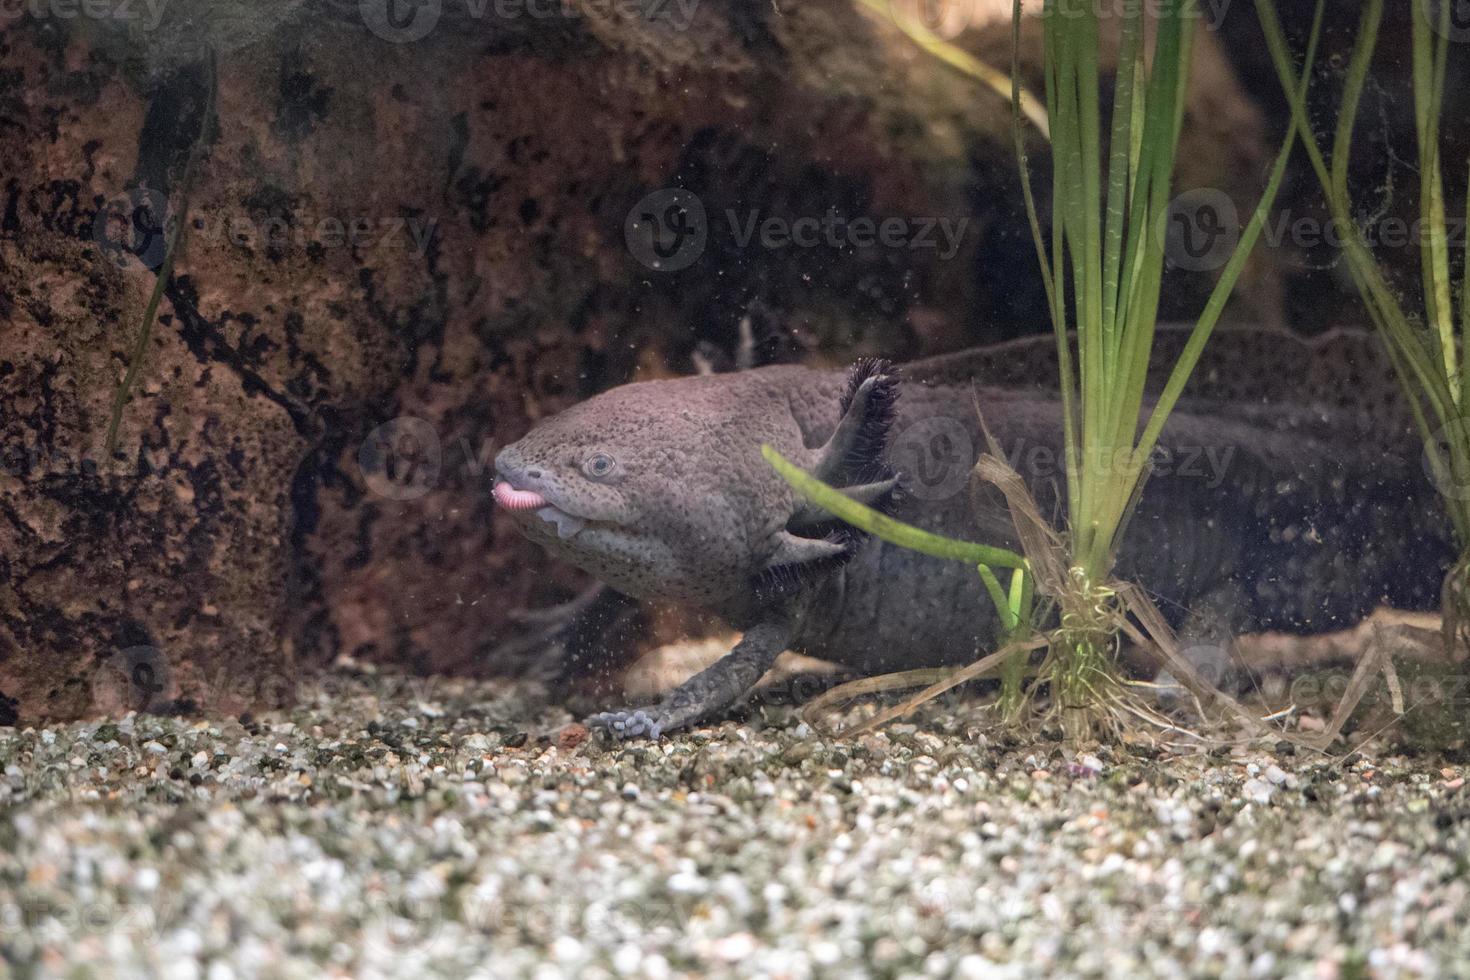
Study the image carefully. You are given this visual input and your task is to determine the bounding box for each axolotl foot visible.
[584,621,800,741]
[586,708,666,740]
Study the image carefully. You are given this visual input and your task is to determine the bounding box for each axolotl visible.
[491,329,1454,738]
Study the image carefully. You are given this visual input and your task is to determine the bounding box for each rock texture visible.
[0,0,1278,723]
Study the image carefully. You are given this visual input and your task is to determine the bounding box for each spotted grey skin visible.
[492,363,891,620]
[493,328,1456,738]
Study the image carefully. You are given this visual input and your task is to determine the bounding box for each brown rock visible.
[557,722,590,753]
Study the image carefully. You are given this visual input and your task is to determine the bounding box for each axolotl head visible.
[493,372,800,606]
[492,364,899,609]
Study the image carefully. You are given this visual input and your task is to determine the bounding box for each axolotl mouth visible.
[492,481,588,539]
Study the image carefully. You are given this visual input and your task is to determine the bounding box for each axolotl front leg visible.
[584,527,877,739]
[585,360,901,740]
[586,618,795,739]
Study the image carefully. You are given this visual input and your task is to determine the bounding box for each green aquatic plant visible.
[852,0,1051,138]
[763,446,1025,570]
[1255,0,1470,652]
[765,443,1041,726]
[1006,0,1308,737]
[103,53,217,459]
[767,0,1311,741]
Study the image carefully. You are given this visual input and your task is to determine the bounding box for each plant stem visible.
[1008,0,1307,734]
[104,53,217,460]
[762,446,1027,569]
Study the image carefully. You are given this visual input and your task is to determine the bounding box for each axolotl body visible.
[492,329,1454,737]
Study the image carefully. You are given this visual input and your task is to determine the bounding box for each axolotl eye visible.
[583,452,618,480]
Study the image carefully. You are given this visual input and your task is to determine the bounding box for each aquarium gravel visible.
[2,665,1469,978]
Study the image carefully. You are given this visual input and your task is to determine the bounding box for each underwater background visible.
[2,0,1466,723]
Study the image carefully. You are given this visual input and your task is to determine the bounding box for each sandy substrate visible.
[2,663,1469,979]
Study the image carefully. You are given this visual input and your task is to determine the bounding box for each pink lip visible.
[493,482,548,512]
